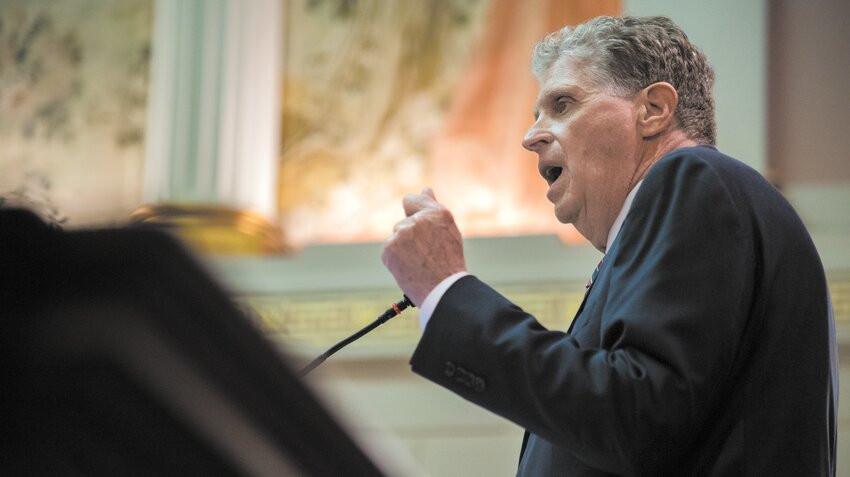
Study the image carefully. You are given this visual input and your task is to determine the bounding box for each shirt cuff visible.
[417,271,469,332]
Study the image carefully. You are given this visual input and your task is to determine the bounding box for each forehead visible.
[535,56,599,102]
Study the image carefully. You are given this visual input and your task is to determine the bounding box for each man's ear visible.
[637,82,679,138]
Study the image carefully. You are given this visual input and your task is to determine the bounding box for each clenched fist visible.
[381,188,467,306]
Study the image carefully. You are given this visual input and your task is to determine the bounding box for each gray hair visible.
[532,16,716,145]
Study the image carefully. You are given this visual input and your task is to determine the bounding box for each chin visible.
[553,208,575,225]
[551,195,577,225]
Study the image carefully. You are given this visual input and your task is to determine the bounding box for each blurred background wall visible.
[2,0,848,475]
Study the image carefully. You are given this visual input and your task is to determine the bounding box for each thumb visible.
[403,187,441,217]
[422,187,437,201]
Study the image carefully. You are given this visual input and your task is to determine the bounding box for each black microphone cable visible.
[298,295,414,377]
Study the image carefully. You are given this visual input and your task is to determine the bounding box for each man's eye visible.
[555,97,570,113]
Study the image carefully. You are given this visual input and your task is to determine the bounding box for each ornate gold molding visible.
[240,273,850,351]
[831,273,850,325]
[241,283,587,350]
[131,203,289,255]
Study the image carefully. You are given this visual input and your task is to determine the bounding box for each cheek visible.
[571,117,635,191]
[587,113,635,163]
[560,106,635,174]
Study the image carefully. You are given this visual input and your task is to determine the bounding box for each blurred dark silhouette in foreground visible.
[0,209,385,477]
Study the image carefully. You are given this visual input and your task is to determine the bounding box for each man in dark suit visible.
[382,16,837,476]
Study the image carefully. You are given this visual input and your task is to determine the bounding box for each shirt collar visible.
[605,180,643,254]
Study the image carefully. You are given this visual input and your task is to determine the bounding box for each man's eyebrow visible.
[541,85,584,101]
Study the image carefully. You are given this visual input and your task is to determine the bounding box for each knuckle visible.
[394,219,412,235]
[402,193,419,207]
[435,206,454,223]
[393,216,412,233]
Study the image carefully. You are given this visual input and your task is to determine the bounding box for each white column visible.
[144,0,282,221]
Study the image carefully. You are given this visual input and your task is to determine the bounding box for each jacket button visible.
[443,361,456,378]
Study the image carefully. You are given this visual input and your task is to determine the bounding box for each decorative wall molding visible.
[243,282,585,352]
[239,271,850,355]
[832,272,850,343]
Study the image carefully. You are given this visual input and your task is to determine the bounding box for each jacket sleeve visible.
[409,154,755,475]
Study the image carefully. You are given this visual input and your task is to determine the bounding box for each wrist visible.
[417,271,469,332]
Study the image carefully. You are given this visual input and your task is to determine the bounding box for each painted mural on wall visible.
[277,0,606,245]
[279,0,492,244]
[0,0,152,226]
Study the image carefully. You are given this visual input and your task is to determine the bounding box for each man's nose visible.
[522,124,553,152]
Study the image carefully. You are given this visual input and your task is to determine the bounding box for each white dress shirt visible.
[416,181,644,332]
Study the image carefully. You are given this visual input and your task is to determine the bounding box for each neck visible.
[585,131,699,252]
[632,130,699,187]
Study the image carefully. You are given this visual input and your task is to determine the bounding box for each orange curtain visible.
[429,0,620,241]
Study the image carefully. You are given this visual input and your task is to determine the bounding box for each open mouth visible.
[542,166,563,186]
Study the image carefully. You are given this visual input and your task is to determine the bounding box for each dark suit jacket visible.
[410,146,838,476]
